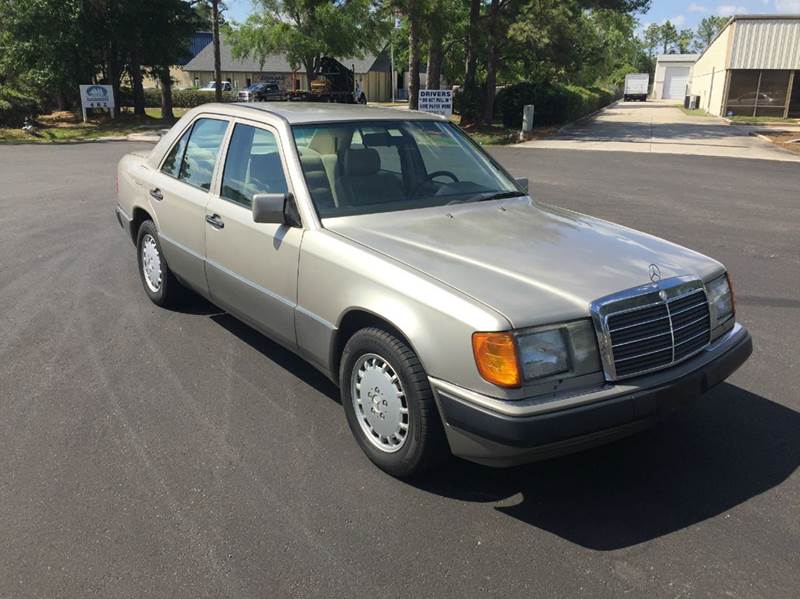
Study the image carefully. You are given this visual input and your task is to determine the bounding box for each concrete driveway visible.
[520,99,800,162]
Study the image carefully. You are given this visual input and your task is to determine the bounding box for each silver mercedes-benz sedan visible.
[115,103,752,477]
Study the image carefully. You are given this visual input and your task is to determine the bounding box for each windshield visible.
[291,120,521,218]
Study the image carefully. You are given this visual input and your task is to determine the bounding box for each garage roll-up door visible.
[663,67,690,100]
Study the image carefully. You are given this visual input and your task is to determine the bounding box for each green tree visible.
[460,0,482,124]
[141,0,202,119]
[392,0,427,109]
[192,1,227,101]
[466,0,651,124]
[121,1,200,116]
[676,27,694,53]
[0,0,94,109]
[660,20,677,54]
[225,0,387,85]
[643,23,662,58]
[695,15,728,49]
[424,0,460,90]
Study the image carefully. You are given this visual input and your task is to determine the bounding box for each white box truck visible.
[623,73,649,102]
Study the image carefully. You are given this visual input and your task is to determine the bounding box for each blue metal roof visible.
[176,32,213,66]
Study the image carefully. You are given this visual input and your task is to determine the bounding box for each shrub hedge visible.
[495,81,616,128]
[0,86,40,126]
[120,87,236,109]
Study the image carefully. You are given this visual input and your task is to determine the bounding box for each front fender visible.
[295,230,513,397]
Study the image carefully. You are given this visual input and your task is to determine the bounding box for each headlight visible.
[707,273,734,326]
[472,320,601,388]
[517,329,569,379]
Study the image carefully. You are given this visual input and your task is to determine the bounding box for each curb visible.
[1,129,167,145]
[748,130,800,157]
[126,132,165,142]
[555,99,622,133]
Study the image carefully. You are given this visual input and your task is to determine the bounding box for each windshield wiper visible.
[444,190,527,206]
[467,190,527,203]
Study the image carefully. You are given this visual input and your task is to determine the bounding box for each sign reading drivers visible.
[418,90,453,117]
[79,84,115,122]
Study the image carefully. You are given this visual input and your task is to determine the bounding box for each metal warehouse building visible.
[653,54,699,100]
[688,14,800,118]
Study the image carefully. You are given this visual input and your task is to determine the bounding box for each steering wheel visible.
[425,170,459,184]
[411,170,459,197]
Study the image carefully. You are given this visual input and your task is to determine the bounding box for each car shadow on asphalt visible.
[411,384,799,551]
[209,312,341,402]
[166,293,224,316]
[196,300,797,551]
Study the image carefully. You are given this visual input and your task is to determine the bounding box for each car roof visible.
[200,102,447,125]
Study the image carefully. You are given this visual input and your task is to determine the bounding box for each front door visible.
[150,116,229,293]
[204,121,303,347]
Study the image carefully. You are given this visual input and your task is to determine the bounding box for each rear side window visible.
[221,124,288,208]
[161,127,191,177]
[178,118,228,190]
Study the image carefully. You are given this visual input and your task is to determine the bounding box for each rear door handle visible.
[149,187,163,201]
[205,214,225,229]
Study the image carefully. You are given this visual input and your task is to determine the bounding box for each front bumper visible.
[431,323,752,467]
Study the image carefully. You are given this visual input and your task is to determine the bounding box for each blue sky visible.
[226,0,800,32]
[640,0,800,30]
[225,0,254,23]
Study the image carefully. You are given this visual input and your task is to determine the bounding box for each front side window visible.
[178,118,228,190]
[221,124,288,208]
[161,126,191,177]
[292,120,519,219]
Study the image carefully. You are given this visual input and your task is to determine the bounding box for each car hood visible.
[325,198,722,328]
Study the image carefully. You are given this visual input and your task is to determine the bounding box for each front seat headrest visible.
[343,148,380,177]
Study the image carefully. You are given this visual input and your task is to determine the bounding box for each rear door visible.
[204,120,303,347]
[149,116,229,293]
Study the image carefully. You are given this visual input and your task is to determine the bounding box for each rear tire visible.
[136,220,185,307]
[340,327,449,477]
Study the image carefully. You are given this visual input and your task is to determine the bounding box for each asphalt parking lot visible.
[1,141,798,598]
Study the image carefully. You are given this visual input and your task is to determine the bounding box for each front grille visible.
[604,287,711,378]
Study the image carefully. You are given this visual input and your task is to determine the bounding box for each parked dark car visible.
[238,82,284,102]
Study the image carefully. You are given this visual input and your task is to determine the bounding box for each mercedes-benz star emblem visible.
[648,263,662,283]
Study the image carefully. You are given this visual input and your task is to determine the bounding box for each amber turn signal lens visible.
[472,332,521,388]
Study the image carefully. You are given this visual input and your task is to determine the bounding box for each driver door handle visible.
[205,213,225,229]
[149,187,163,201]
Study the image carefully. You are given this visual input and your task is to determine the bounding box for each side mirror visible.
[252,193,301,227]
[514,177,529,193]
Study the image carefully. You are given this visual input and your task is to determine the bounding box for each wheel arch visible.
[130,206,154,244]
[330,308,423,384]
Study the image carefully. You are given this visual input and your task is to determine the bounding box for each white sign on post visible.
[79,84,115,122]
[418,89,453,117]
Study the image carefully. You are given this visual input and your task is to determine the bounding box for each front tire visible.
[340,327,448,477]
[136,220,184,307]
